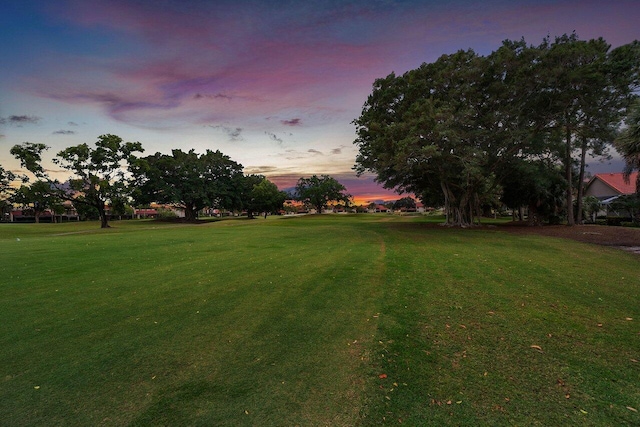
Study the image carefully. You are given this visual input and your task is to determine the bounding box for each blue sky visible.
[1,0,638,203]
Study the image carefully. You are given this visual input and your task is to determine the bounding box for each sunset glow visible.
[1,0,638,203]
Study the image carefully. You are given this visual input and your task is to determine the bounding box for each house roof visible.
[589,172,638,195]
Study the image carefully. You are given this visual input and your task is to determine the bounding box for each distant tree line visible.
[353,34,640,226]
[3,136,351,228]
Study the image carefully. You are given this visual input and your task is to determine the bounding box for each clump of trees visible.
[616,99,640,191]
[6,136,319,227]
[392,197,417,211]
[11,135,144,228]
[294,175,351,213]
[241,176,288,219]
[11,180,64,223]
[129,149,244,222]
[0,166,18,220]
[354,34,640,226]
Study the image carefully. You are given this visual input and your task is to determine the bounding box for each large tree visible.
[243,177,287,219]
[11,180,63,223]
[535,35,639,224]
[130,149,244,221]
[500,159,566,225]
[295,175,351,214]
[354,35,639,226]
[616,99,640,193]
[392,196,416,211]
[354,49,524,226]
[0,165,17,220]
[11,135,143,228]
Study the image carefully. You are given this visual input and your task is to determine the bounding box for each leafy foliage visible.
[500,160,566,225]
[0,165,18,220]
[11,135,143,228]
[616,99,640,193]
[130,149,244,221]
[354,35,639,226]
[392,196,416,211]
[243,177,287,218]
[295,175,351,213]
[610,194,640,224]
[10,180,63,223]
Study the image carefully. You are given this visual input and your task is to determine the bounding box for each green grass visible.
[1,215,639,426]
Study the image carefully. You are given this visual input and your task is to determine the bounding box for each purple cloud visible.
[265,132,284,145]
[53,130,76,135]
[211,125,243,141]
[0,115,42,126]
[281,118,302,126]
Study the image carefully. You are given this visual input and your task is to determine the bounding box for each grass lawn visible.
[1,215,638,426]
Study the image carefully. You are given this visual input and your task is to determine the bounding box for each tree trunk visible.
[98,207,110,228]
[184,202,201,222]
[576,136,588,224]
[565,124,575,226]
[440,182,474,227]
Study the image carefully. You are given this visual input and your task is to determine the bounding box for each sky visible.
[1,0,639,204]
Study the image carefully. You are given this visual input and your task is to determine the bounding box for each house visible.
[584,172,638,201]
[584,172,638,219]
[134,208,158,219]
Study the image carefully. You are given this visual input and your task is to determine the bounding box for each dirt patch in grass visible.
[498,222,640,253]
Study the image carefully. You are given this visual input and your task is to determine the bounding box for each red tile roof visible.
[591,172,638,195]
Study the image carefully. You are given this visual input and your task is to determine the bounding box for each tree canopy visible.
[11,135,143,228]
[295,175,351,214]
[11,180,63,223]
[242,177,287,218]
[0,165,17,219]
[354,35,640,226]
[0,165,16,200]
[616,99,640,193]
[130,149,244,221]
[392,197,417,211]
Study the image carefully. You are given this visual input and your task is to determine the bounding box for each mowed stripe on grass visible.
[1,216,639,426]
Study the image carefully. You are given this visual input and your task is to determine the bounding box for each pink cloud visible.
[32,0,409,127]
[281,118,302,127]
[28,0,639,131]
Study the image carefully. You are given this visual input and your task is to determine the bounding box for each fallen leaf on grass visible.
[379,374,387,379]
[530,345,543,352]
[34,386,40,390]
[580,409,588,414]
[627,406,638,412]
[625,317,633,321]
